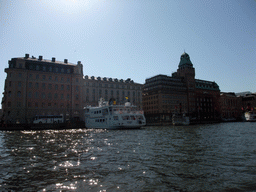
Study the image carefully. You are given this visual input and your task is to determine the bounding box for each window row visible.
[14,91,79,100]
[86,89,140,96]
[29,64,71,74]
[85,82,141,90]
[8,102,80,109]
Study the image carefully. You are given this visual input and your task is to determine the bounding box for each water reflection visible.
[0,123,256,191]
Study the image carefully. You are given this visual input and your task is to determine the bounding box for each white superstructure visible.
[244,111,256,122]
[84,98,146,129]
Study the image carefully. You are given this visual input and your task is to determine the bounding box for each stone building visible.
[143,52,220,124]
[1,54,143,124]
[82,76,143,109]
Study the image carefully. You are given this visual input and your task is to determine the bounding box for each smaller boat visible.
[84,98,146,129]
[244,111,256,122]
[172,113,190,126]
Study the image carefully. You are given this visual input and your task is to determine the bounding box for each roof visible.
[179,52,193,68]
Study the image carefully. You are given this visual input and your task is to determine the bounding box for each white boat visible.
[172,113,190,126]
[244,111,256,122]
[84,98,146,129]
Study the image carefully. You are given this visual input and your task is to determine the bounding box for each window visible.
[43,66,46,71]
[19,63,22,68]
[67,78,70,82]
[67,69,70,73]
[17,91,21,97]
[76,86,79,91]
[55,68,58,72]
[76,95,79,100]
[36,65,39,70]
[55,76,58,81]
[9,81,11,87]
[61,68,64,73]
[28,92,32,98]
[42,93,46,99]
[49,76,52,80]
[43,75,46,80]
[48,84,52,89]
[28,102,32,108]
[17,102,21,107]
[8,102,11,107]
[35,102,38,108]
[42,83,46,89]
[76,78,78,83]
[67,85,70,90]
[55,85,58,90]
[19,73,22,78]
[8,91,11,97]
[67,94,70,100]
[18,82,21,87]
[54,93,58,99]
[36,75,39,79]
[61,94,64,99]
[48,103,51,107]
[35,83,39,89]
[48,93,52,99]
[29,82,32,88]
[35,92,38,98]
[61,85,64,90]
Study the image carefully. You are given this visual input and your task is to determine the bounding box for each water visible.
[0,122,256,192]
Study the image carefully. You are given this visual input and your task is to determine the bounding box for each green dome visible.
[179,52,193,68]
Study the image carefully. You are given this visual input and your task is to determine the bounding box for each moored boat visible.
[244,111,256,122]
[84,98,146,129]
[172,113,190,126]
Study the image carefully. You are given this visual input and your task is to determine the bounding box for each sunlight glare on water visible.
[0,123,256,191]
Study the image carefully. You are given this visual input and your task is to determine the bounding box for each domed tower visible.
[177,52,195,78]
[177,52,196,114]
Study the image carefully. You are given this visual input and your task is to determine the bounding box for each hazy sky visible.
[1,0,255,96]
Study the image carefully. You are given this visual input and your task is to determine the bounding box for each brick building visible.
[1,54,143,124]
[2,54,83,124]
[143,52,220,124]
[219,92,242,121]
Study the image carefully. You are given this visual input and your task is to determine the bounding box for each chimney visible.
[25,53,29,59]
[52,57,56,62]
[64,59,68,64]
[77,61,81,64]
[39,55,43,60]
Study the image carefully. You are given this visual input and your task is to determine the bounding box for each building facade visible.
[143,52,220,124]
[2,54,84,124]
[219,92,242,121]
[82,76,143,109]
[241,93,256,112]
[1,54,143,124]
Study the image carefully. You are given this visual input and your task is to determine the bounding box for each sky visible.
[0,0,255,96]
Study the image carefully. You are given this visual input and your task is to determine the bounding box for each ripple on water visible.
[0,124,256,191]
